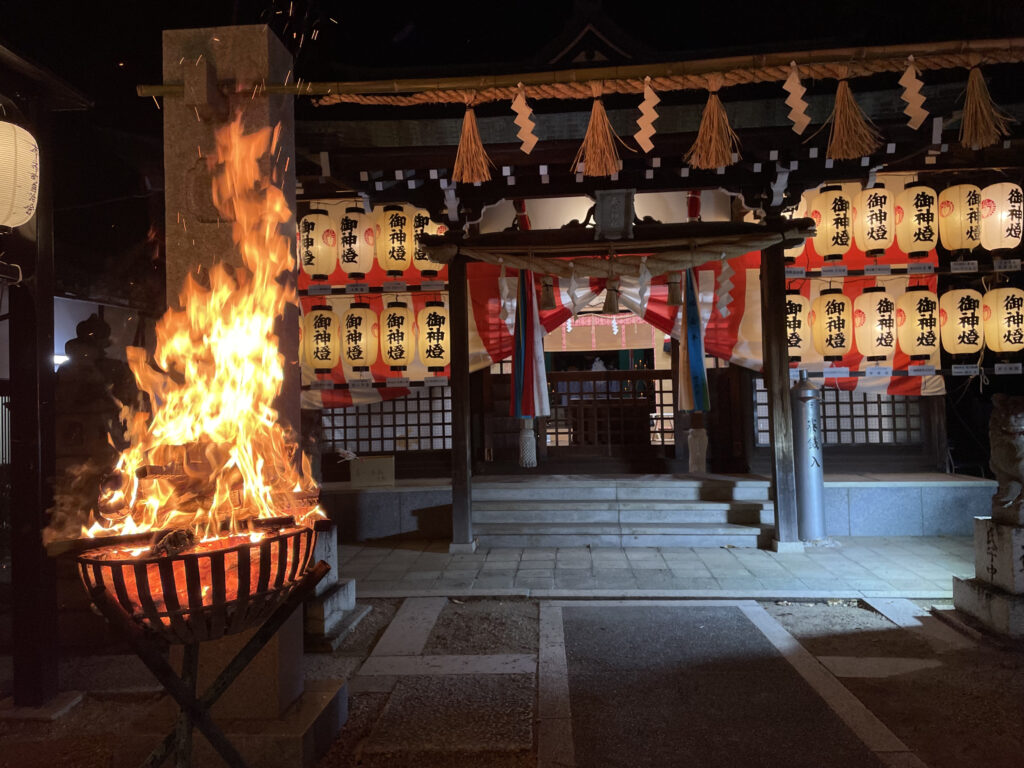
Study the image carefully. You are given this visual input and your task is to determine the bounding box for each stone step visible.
[472,501,773,525]
[474,522,770,549]
[472,481,771,503]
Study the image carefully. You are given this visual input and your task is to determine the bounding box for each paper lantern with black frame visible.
[784,290,812,361]
[980,182,1024,253]
[853,286,896,361]
[811,288,852,360]
[895,185,939,258]
[896,285,939,360]
[410,208,448,277]
[376,204,416,276]
[983,286,1024,354]
[809,186,853,261]
[380,300,415,370]
[853,185,894,257]
[341,301,378,372]
[298,210,338,280]
[939,288,984,355]
[302,305,341,372]
[338,206,376,279]
[417,300,451,371]
[938,184,981,254]
[0,120,39,230]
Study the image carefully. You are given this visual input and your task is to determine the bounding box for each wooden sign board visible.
[349,455,395,487]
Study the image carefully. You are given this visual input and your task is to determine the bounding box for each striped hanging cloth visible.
[678,269,711,412]
[510,268,550,418]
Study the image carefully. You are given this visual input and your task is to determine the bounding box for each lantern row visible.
[299,203,448,280]
[786,286,1024,359]
[301,300,451,373]
[799,182,1023,260]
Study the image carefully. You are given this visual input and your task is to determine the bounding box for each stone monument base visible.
[953,577,1024,638]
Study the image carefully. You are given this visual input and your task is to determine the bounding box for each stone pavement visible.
[340,537,974,600]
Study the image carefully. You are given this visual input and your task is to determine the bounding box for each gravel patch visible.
[423,598,538,655]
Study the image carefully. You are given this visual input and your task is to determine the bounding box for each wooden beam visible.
[448,255,474,548]
[759,237,800,547]
[9,104,59,706]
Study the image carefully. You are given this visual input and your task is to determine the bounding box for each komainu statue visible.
[989,393,1024,525]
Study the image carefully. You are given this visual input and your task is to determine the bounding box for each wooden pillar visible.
[759,240,800,548]
[9,103,59,705]
[448,255,474,550]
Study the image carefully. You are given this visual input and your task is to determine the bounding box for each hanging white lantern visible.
[301,305,341,371]
[809,186,853,260]
[938,184,981,253]
[410,208,448,276]
[895,185,938,258]
[0,121,40,229]
[341,301,378,370]
[853,185,895,256]
[983,287,1024,354]
[297,210,338,279]
[380,300,415,369]
[896,286,939,358]
[811,288,852,358]
[376,204,416,275]
[417,300,451,370]
[980,183,1024,252]
[853,287,896,359]
[338,206,376,278]
[784,291,812,360]
[939,288,984,354]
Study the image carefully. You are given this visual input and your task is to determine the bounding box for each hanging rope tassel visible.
[518,418,537,468]
[823,75,881,160]
[572,82,628,177]
[602,276,620,314]
[667,272,683,306]
[961,66,1013,150]
[684,73,740,170]
[453,93,492,183]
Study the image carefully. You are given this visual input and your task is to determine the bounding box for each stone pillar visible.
[304,523,369,651]
[146,25,345,766]
[954,396,1024,637]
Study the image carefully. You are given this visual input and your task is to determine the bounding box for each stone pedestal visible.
[303,524,370,651]
[954,516,1024,638]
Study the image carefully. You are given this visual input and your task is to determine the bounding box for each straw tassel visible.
[961,66,1013,150]
[572,82,627,177]
[684,74,740,170]
[824,77,881,160]
[452,93,492,183]
[602,277,620,314]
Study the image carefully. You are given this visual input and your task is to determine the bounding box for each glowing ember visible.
[68,115,322,543]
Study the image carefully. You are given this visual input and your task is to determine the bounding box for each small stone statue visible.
[989,393,1024,525]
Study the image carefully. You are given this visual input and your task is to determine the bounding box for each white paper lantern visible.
[376,204,416,275]
[417,300,451,369]
[896,286,940,358]
[980,183,1024,252]
[853,185,894,256]
[0,121,40,229]
[939,288,984,354]
[983,287,1024,354]
[809,186,853,260]
[297,210,338,278]
[338,206,376,278]
[301,305,341,371]
[895,185,938,257]
[784,291,812,359]
[938,184,981,253]
[380,300,415,369]
[410,208,448,275]
[341,302,378,370]
[811,288,852,357]
[853,287,896,360]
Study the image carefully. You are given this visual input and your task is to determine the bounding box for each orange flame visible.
[86,115,321,540]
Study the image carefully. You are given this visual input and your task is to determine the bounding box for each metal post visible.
[791,371,825,541]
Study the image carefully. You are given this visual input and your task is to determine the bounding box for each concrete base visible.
[305,579,356,635]
[0,691,83,721]
[772,539,805,553]
[953,577,1024,639]
[125,678,347,768]
[305,603,373,653]
[449,540,478,554]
